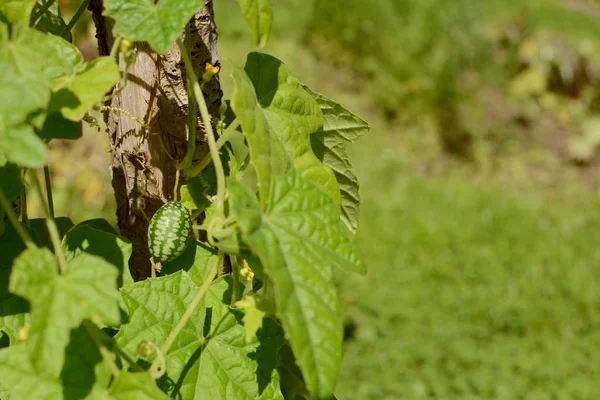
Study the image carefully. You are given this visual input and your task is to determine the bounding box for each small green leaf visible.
[305,87,369,234]
[0,0,37,24]
[62,225,134,287]
[228,172,366,399]
[235,0,273,47]
[10,248,121,377]
[103,0,205,54]
[234,295,266,343]
[0,326,111,400]
[116,271,284,399]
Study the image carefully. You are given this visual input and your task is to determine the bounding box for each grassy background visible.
[37,0,600,398]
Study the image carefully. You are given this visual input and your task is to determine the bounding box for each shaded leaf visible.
[228,172,366,399]
[0,163,22,203]
[27,217,74,249]
[116,271,284,400]
[32,0,71,41]
[160,239,218,286]
[0,223,30,343]
[235,0,273,46]
[103,0,205,54]
[306,87,369,234]
[62,225,134,287]
[10,248,121,377]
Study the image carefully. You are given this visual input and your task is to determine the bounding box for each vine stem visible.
[110,36,123,59]
[0,188,35,248]
[61,0,90,36]
[176,38,225,221]
[149,253,221,376]
[178,24,197,171]
[29,170,68,274]
[43,166,54,219]
[30,0,56,26]
[83,320,120,377]
[186,118,240,178]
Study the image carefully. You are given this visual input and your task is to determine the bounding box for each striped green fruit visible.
[148,201,192,262]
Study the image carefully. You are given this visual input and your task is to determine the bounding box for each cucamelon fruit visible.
[148,201,192,262]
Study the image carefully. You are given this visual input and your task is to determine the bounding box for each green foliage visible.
[103,0,206,54]
[229,172,365,398]
[11,248,120,377]
[116,271,285,399]
[0,2,367,399]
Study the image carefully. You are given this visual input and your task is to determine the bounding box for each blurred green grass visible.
[36,0,600,398]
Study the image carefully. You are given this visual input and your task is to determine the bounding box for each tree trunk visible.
[89,1,222,280]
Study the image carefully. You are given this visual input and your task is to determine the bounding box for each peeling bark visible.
[89,1,222,280]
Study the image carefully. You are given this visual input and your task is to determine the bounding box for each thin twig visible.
[176,39,225,220]
[61,0,91,36]
[43,166,54,219]
[29,170,68,274]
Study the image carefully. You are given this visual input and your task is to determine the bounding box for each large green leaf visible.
[306,88,369,234]
[235,0,273,47]
[116,271,284,400]
[228,172,366,399]
[0,0,36,24]
[231,53,340,209]
[62,225,134,287]
[10,248,121,377]
[0,326,111,400]
[103,0,205,54]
